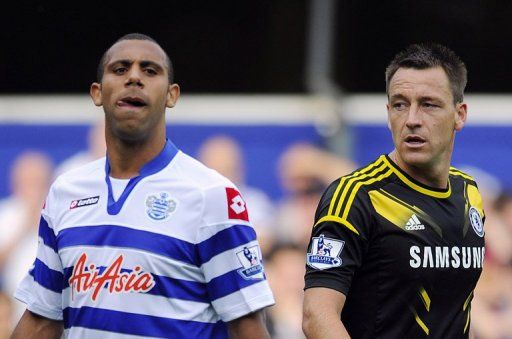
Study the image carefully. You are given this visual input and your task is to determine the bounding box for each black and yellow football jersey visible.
[305,154,485,338]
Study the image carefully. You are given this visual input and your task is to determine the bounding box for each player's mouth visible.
[117,96,148,109]
[404,135,426,147]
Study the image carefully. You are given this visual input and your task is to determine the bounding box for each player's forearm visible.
[227,310,270,339]
[302,308,350,339]
[11,310,63,339]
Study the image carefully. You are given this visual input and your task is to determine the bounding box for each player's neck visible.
[106,133,166,179]
[390,151,450,190]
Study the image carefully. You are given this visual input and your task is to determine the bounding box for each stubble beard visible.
[104,112,152,147]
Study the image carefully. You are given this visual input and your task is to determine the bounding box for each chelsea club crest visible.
[146,193,177,221]
[469,206,484,237]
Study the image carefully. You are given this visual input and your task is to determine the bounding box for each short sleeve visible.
[304,179,373,296]
[196,183,275,322]
[14,185,64,320]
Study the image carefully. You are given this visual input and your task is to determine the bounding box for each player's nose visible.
[125,67,144,87]
[405,104,422,128]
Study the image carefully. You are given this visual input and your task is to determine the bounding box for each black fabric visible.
[305,156,485,338]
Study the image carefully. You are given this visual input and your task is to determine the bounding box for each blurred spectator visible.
[0,151,53,327]
[495,191,512,262]
[54,119,106,177]
[265,243,306,339]
[274,143,356,249]
[198,135,275,253]
[472,263,512,338]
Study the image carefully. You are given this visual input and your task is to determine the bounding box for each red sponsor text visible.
[69,253,155,301]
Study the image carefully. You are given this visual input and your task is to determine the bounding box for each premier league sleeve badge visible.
[307,234,345,270]
[236,245,265,280]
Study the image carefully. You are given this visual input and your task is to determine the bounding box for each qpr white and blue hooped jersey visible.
[15,141,275,338]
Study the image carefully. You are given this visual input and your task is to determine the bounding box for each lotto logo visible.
[226,187,249,221]
[230,195,246,214]
[70,196,100,209]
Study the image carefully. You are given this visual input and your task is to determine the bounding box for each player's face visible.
[387,67,466,173]
[90,40,180,143]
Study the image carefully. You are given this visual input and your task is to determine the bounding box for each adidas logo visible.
[405,214,425,231]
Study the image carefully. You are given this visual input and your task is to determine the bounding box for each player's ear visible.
[90,82,103,107]
[386,103,392,130]
[454,102,467,131]
[166,83,180,108]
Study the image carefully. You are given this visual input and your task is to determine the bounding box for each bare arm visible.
[227,310,270,339]
[11,309,63,339]
[302,287,350,339]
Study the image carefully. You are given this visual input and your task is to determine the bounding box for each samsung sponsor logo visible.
[70,196,100,209]
[409,246,485,269]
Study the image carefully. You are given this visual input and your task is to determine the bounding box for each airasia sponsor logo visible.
[69,253,155,301]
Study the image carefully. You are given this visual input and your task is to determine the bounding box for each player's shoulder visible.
[449,166,478,186]
[314,156,388,234]
[173,151,232,189]
[450,166,487,217]
[174,152,250,226]
[53,157,105,190]
[43,158,105,219]
[321,155,390,204]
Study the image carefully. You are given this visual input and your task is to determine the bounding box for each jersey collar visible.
[105,140,179,215]
[383,155,451,199]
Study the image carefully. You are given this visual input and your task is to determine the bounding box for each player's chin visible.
[112,123,150,143]
[399,149,431,167]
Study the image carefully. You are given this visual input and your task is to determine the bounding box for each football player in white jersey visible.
[12,33,274,338]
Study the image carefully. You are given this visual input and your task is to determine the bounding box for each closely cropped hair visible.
[385,43,467,103]
[96,33,174,83]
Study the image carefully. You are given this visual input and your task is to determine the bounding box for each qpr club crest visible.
[236,245,265,280]
[146,193,177,221]
[307,234,345,270]
[469,206,484,237]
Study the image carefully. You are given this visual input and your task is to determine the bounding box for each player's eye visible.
[422,102,438,109]
[114,67,127,75]
[393,102,407,111]
[144,68,157,75]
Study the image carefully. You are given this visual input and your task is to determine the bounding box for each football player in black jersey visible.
[303,44,485,338]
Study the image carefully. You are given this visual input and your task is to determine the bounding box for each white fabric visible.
[14,149,274,338]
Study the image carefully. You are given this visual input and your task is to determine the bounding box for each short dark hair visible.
[385,43,467,103]
[96,33,174,83]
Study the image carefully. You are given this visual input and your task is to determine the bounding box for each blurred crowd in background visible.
[0,122,511,338]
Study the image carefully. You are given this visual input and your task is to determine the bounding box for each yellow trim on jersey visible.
[334,162,388,217]
[383,157,451,198]
[318,159,390,237]
[464,310,471,334]
[467,184,485,218]
[378,189,424,215]
[450,167,475,181]
[369,189,445,236]
[463,291,473,311]
[419,288,431,312]
[414,313,430,335]
[328,157,385,216]
[463,291,472,333]
[342,169,394,220]
[368,190,414,229]
[314,215,360,235]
